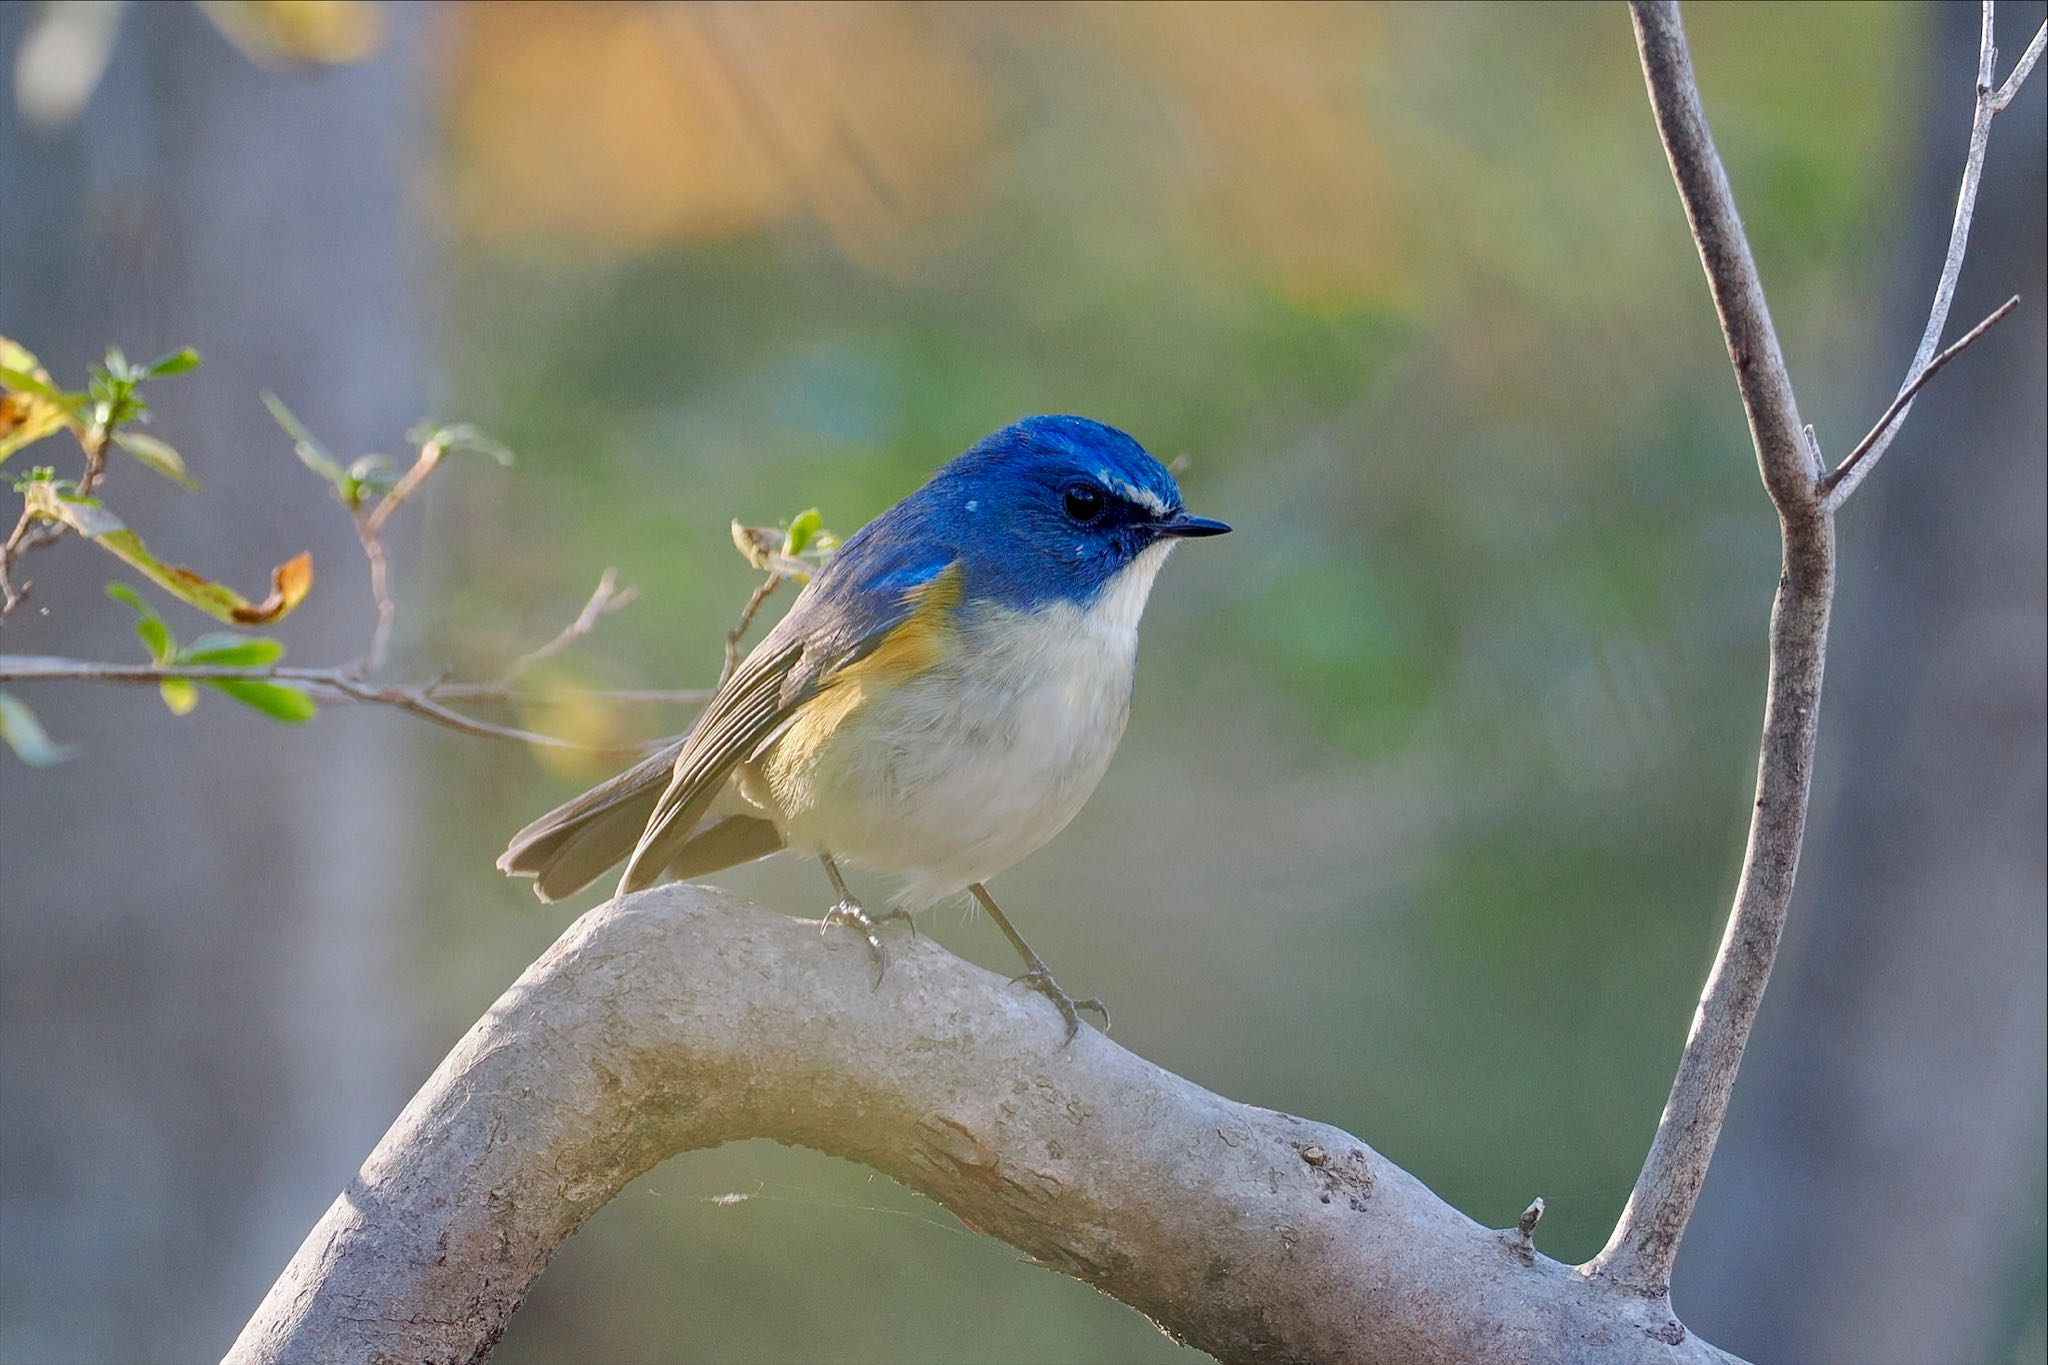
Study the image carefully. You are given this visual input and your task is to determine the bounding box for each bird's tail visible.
[496,739,782,901]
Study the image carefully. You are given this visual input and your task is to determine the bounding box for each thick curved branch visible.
[225,886,1739,1365]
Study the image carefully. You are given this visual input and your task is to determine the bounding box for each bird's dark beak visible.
[1154,511,1232,539]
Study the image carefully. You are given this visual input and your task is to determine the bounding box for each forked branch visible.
[1588,0,2037,1299]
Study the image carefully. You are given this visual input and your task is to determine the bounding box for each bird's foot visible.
[820,899,897,985]
[1010,964,1109,1045]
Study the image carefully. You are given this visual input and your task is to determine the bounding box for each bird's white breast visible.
[767,541,1174,906]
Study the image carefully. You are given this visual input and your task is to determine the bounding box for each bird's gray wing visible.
[616,635,808,896]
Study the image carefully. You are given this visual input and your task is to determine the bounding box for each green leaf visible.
[782,507,824,558]
[106,580,176,661]
[135,613,173,663]
[179,633,285,667]
[159,679,200,716]
[411,420,514,466]
[346,453,398,497]
[205,678,317,722]
[26,483,316,625]
[0,690,75,767]
[112,430,201,492]
[0,366,66,402]
[147,348,201,377]
[263,391,354,500]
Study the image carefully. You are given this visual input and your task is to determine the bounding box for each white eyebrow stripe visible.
[1100,471,1169,515]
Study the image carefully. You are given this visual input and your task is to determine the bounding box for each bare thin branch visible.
[1824,0,2043,509]
[1990,20,2046,110]
[349,506,399,676]
[426,681,709,707]
[0,655,666,755]
[1825,295,2021,511]
[720,572,782,688]
[0,506,53,622]
[499,567,638,683]
[0,423,109,626]
[1589,0,1839,1299]
[347,430,462,675]
[320,675,656,756]
[360,435,442,540]
[1629,6,1818,515]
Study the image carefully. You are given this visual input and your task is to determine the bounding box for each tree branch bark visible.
[1582,1,1838,1301]
[1586,0,2040,1301]
[224,886,1740,1365]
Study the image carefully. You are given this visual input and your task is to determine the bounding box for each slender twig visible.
[0,656,675,755]
[1989,18,2046,110]
[321,675,658,756]
[427,682,710,706]
[74,424,109,498]
[1821,2,2043,509]
[0,420,112,625]
[499,568,638,683]
[1826,295,2020,506]
[0,507,47,621]
[346,432,451,675]
[720,573,781,687]
[1589,0,1838,1300]
[350,509,399,676]
[361,435,442,540]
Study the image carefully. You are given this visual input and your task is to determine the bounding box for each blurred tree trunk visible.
[1679,4,2048,1360]
[0,7,431,1361]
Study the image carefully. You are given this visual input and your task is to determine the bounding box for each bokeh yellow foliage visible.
[445,3,993,262]
[445,2,1430,305]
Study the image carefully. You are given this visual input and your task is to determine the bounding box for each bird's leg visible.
[816,853,910,983]
[969,883,1107,1044]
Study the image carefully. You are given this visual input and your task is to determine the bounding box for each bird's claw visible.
[821,899,888,985]
[1010,965,1109,1044]
[820,900,916,984]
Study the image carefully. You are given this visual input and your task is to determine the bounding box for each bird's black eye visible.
[1063,482,1105,524]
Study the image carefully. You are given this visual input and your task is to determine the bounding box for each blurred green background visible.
[2,3,2042,1363]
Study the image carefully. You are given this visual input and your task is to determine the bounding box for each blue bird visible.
[499,415,1229,1038]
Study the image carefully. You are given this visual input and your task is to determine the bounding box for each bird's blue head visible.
[912,415,1230,614]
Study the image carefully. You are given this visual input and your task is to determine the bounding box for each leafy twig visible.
[2,344,206,625]
[0,655,674,755]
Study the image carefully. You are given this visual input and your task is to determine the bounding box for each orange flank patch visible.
[851,563,963,684]
[766,565,961,786]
